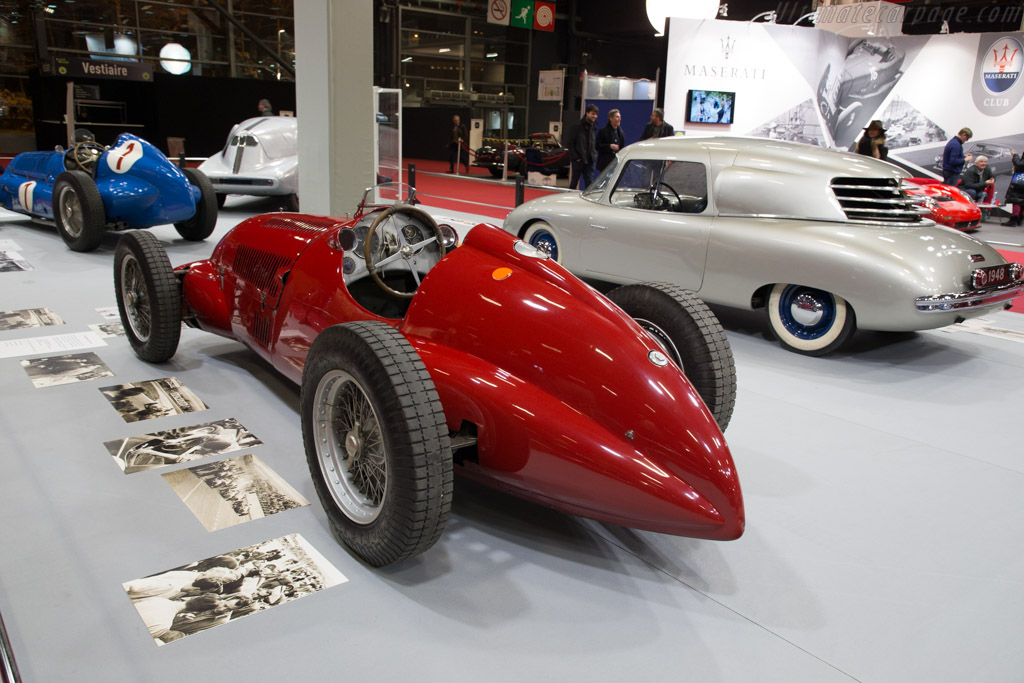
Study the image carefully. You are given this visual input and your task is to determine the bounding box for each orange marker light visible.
[492,267,513,281]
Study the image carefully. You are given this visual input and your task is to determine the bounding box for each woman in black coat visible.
[1004,151,1024,227]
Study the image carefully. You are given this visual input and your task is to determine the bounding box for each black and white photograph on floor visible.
[20,351,114,388]
[105,417,264,474]
[0,250,33,272]
[162,453,309,531]
[95,306,121,321]
[0,308,64,331]
[89,322,126,338]
[100,377,208,423]
[122,533,347,646]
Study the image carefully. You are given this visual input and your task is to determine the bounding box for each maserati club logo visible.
[721,35,736,60]
[981,36,1022,95]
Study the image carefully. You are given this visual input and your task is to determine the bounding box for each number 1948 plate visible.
[971,263,1019,289]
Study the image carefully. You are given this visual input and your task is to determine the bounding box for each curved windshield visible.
[582,158,618,201]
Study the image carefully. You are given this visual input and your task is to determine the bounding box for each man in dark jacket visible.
[595,109,625,172]
[569,104,598,190]
[447,114,469,174]
[640,108,675,140]
[941,127,973,185]
[959,155,995,203]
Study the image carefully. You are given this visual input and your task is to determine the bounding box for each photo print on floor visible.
[162,453,309,531]
[0,250,33,272]
[89,322,125,338]
[95,307,121,321]
[0,308,65,331]
[100,377,208,423]
[20,351,114,388]
[122,533,347,646]
[105,417,263,474]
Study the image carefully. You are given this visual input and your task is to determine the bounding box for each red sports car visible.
[113,184,743,566]
[902,178,982,232]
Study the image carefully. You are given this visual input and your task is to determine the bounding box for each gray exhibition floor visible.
[1,197,1023,682]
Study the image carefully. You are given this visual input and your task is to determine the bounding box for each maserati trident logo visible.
[981,36,1022,95]
[721,35,736,60]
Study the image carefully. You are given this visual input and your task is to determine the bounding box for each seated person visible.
[959,155,995,202]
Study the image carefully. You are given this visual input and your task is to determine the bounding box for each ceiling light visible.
[646,0,719,36]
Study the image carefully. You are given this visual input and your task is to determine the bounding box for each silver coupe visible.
[502,137,1024,355]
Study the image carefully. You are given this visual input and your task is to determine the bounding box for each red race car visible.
[113,184,743,566]
[902,178,982,232]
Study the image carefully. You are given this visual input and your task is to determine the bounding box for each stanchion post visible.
[408,162,416,190]
[178,152,186,169]
[515,175,525,207]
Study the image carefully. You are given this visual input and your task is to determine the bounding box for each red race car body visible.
[114,186,742,566]
[902,178,982,232]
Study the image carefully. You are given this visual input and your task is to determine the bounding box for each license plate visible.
[971,264,1014,289]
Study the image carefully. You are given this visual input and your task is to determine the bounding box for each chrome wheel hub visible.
[791,293,825,326]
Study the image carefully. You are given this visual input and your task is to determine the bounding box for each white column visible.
[295,0,375,215]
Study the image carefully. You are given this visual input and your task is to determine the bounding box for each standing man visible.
[596,109,626,172]
[447,114,469,174]
[640,108,675,140]
[569,104,599,190]
[942,127,973,186]
[257,99,274,116]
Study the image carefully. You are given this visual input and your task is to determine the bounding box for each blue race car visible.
[0,131,217,252]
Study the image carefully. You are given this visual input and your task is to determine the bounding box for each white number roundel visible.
[18,181,37,211]
[106,140,144,174]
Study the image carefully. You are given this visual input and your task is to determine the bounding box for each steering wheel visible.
[363,204,447,299]
[71,142,105,172]
[653,182,681,210]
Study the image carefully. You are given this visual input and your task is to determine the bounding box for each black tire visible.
[279,193,299,212]
[215,193,226,209]
[53,170,106,252]
[606,282,737,431]
[174,168,218,241]
[488,167,503,178]
[114,230,182,362]
[766,283,856,356]
[301,321,453,567]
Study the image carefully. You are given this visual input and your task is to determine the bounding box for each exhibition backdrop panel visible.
[664,19,1024,201]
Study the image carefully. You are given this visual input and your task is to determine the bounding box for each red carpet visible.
[997,249,1024,314]
[402,157,560,222]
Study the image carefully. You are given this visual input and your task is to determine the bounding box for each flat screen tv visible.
[685,89,735,125]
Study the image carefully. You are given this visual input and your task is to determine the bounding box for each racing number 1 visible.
[106,139,144,174]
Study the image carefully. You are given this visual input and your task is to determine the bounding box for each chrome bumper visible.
[916,279,1024,312]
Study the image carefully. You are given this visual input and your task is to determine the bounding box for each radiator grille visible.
[830,177,922,224]
[231,245,291,299]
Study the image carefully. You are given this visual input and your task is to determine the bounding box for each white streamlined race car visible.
[198,116,299,210]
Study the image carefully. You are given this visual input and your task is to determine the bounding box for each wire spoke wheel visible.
[113,230,182,362]
[120,253,152,342]
[58,187,83,238]
[301,322,453,567]
[314,369,388,524]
